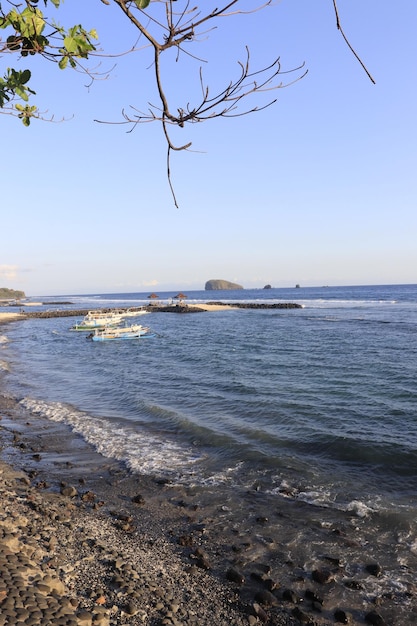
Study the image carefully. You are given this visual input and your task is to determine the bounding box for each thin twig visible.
[332,0,375,84]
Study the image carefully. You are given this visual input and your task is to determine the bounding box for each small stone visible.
[76,610,93,625]
[254,590,276,606]
[282,588,298,603]
[60,485,78,498]
[226,567,245,584]
[365,611,387,626]
[252,602,268,623]
[263,578,278,591]
[124,602,138,616]
[292,606,310,623]
[365,563,382,577]
[334,608,349,623]
[344,579,363,590]
[312,568,332,584]
[305,589,323,605]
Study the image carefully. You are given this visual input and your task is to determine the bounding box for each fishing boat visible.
[119,308,150,319]
[90,324,154,342]
[70,310,123,331]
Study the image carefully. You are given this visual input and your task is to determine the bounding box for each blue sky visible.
[1,0,416,296]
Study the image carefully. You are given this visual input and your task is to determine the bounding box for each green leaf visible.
[134,0,151,8]
[15,87,29,101]
[20,7,46,38]
[63,35,78,54]
[58,55,69,70]
[20,69,31,85]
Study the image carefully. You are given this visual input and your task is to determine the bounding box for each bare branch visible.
[331,0,375,84]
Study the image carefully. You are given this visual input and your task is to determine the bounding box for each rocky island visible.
[205,279,243,290]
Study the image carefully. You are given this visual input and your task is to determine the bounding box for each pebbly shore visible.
[0,390,298,626]
[1,314,414,626]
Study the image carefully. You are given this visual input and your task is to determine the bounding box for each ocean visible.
[1,283,417,623]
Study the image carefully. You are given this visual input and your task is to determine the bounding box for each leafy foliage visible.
[0,0,97,123]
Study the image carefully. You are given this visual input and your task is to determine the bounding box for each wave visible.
[19,397,206,481]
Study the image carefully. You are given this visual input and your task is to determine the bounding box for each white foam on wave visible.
[345,499,376,518]
[0,334,9,344]
[19,397,205,480]
[271,480,377,518]
[0,359,10,372]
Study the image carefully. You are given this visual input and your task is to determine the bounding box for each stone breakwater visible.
[19,302,302,320]
[206,302,302,309]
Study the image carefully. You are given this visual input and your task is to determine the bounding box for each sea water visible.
[1,284,417,620]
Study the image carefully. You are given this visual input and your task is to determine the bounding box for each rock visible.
[282,588,298,603]
[225,567,245,584]
[344,579,363,590]
[251,602,268,622]
[312,568,332,584]
[365,610,387,625]
[60,485,78,498]
[191,548,211,570]
[334,608,349,623]
[365,562,382,577]
[76,610,93,625]
[254,590,277,606]
[205,279,244,290]
[305,589,323,605]
[292,606,310,623]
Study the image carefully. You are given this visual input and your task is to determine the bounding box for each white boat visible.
[70,310,123,331]
[118,308,150,319]
[90,324,154,342]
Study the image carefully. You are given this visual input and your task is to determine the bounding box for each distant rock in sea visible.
[263,284,272,289]
[205,279,244,290]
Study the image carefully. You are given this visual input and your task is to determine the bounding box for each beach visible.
[0,311,293,626]
[0,390,295,626]
[2,388,406,626]
[1,290,417,626]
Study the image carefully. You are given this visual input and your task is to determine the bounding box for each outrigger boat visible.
[119,308,149,319]
[70,311,122,331]
[89,324,154,342]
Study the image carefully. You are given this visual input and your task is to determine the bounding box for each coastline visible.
[1,312,415,625]
[0,312,24,323]
[0,387,295,626]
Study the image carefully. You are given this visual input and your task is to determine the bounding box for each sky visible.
[1,0,416,296]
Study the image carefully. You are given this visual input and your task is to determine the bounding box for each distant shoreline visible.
[0,301,302,324]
